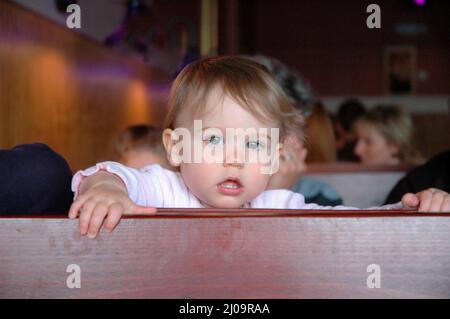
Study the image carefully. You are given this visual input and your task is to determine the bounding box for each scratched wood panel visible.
[1,213,450,298]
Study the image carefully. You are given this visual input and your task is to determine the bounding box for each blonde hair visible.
[163,56,304,141]
[358,105,419,164]
[304,102,336,163]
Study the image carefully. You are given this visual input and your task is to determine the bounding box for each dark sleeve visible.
[384,175,416,204]
[0,143,73,215]
[384,150,450,205]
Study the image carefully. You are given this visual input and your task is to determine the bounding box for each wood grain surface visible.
[1,211,450,298]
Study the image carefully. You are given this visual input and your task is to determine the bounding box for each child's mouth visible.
[217,178,244,196]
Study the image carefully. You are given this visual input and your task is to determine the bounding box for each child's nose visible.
[223,144,245,167]
[224,161,244,168]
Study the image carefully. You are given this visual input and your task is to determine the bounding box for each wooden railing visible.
[1,210,450,298]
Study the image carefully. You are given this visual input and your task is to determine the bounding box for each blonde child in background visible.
[69,57,450,238]
[113,124,172,170]
[354,105,421,166]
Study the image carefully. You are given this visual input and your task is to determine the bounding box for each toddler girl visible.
[69,57,450,238]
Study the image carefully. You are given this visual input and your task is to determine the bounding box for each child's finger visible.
[103,203,124,233]
[79,200,97,235]
[442,197,450,212]
[87,202,109,239]
[68,203,79,219]
[418,190,433,212]
[401,193,419,209]
[69,195,88,219]
[129,205,157,215]
[429,192,444,212]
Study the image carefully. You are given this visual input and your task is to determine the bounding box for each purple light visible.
[414,0,426,6]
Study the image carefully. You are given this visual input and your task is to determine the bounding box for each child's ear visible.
[278,142,285,158]
[162,128,182,167]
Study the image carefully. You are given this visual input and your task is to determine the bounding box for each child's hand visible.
[401,188,450,212]
[69,173,156,238]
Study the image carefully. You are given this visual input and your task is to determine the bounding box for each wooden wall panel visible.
[412,114,450,159]
[0,1,171,171]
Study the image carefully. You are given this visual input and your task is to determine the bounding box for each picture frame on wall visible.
[383,46,417,95]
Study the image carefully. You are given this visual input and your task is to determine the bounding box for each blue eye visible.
[247,141,263,150]
[204,135,224,145]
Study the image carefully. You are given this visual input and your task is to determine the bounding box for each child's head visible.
[245,56,335,163]
[336,99,366,136]
[354,105,418,165]
[114,125,170,169]
[162,56,303,208]
[243,54,314,115]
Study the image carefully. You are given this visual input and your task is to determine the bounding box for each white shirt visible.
[72,162,404,210]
